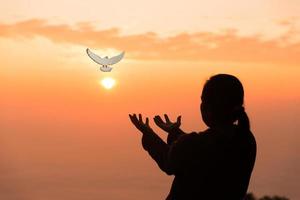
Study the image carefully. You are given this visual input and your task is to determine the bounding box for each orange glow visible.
[100,77,116,89]
[0,4,299,199]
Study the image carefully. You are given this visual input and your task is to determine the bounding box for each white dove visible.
[86,48,125,72]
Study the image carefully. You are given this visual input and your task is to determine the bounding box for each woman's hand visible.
[129,113,153,135]
[154,114,181,133]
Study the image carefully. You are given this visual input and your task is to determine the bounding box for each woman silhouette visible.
[129,74,256,200]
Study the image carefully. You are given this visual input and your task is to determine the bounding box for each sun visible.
[100,77,116,89]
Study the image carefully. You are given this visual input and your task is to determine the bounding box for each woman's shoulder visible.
[178,130,209,139]
[175,130,211,147]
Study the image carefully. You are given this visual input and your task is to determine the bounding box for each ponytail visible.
[237,106,250,132]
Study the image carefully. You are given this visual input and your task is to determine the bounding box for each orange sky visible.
[0,1,300,199]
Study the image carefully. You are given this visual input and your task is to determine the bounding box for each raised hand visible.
[129,113,153,134]
[154,114,181,133]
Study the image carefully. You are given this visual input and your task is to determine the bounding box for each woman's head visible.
[201,74,249,130]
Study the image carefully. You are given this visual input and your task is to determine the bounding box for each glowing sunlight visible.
[100,77,116,90]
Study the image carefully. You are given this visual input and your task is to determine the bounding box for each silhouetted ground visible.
[245,193,290,200]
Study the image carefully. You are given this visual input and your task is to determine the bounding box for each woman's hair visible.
[202,74,250,132]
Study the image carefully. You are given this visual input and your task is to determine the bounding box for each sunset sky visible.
[0,0,300,199]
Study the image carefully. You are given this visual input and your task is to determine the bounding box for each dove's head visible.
[200,74,246,129]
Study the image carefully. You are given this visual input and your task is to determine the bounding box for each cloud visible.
[0,19,300,65]
[276,18,300,45]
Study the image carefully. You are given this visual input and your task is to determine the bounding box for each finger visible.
[177,115,182,124]
[154,115,163,123]
[133,114,141,124]
[132,113,137,120]
[155,115,163,121]
[129,114,135,120]
[130,115,145,132]
[132,113,138,120]
[164,114,170,123]
[154,116,164,126]
[129,113,135,121]
[130,117,140,129]
[153,117,159,125]
[129,114,133,122]
[146,117,149,126]
[129,114,138,125]
[138,114,142,123]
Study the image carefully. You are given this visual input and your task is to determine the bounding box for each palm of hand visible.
[129,113,153,134]
[154,114,181,132]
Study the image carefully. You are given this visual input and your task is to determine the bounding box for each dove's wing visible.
[107,51,125,65]
[86,48,111,65]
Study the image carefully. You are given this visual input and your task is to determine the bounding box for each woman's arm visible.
[129,113,195,175]
[129,114,172,174]
[141,131,173,174]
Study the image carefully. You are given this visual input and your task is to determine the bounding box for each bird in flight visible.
[86,48,125,72]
